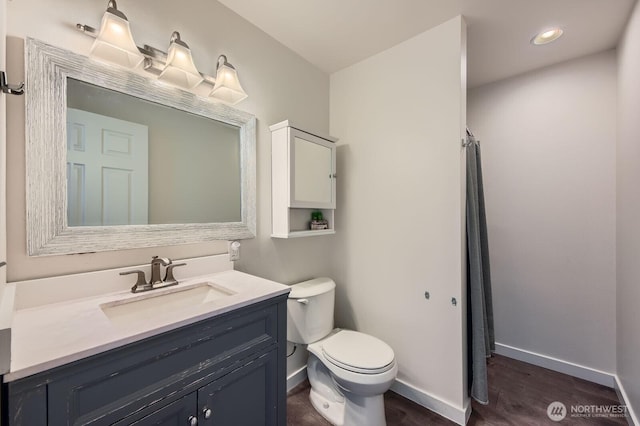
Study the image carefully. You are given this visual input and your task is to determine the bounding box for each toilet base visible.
[310,387,346,425]
[309,387,387,426]
[307,352,388,426]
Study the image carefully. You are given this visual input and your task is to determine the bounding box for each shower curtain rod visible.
[463,127,480,148]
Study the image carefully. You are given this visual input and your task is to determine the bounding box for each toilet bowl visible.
[287,278,397,426]
[306,329,398,426]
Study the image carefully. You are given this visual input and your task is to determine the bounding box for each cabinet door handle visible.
[188,415,198,425]
[203,407,212,419]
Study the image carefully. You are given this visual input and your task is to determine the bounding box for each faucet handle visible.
[120,269,150,293]
[164,263,187,283]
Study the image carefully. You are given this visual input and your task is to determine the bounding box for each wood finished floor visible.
[286,354,627,425]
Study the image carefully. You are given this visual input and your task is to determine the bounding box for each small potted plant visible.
[310,211,329,230]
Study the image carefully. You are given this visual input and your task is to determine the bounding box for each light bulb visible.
[531,28,563,45]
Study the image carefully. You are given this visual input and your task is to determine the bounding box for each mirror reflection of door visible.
[66,108,149,226]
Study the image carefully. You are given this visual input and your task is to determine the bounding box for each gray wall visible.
[617,0,640,418]
[468,50,617,374]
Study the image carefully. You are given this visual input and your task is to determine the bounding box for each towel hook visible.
[1,71,25,96]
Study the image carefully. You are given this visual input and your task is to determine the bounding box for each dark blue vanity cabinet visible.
[2,295,288,425]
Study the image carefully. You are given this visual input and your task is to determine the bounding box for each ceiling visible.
[217,0,636,88]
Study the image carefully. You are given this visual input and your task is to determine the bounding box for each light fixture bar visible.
[77,24,161,59]
[143,44,168,61]
[76,3,248,103]
[76,24,216,84]
[76,24,97,36]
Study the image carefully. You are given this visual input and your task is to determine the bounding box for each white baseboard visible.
[287,365,308,393]
[495,343,615,388]
[614,375,639,426]
[390,378,470,425]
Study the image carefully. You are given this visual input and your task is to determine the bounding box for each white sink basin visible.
[101,282,236,327]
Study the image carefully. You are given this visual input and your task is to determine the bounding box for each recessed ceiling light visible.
[531,28,564,45]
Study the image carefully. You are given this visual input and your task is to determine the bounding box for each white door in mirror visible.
[66,108,149,226]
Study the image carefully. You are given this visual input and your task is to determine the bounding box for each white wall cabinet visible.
[270,121,337,238]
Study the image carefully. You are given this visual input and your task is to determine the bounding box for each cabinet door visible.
[290,129,336,209]
[115,393,197,426]
[198,350,278,426]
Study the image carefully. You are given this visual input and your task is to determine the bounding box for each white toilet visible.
[288,278,398,426]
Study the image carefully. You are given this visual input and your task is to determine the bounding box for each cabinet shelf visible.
[271,229,336,239]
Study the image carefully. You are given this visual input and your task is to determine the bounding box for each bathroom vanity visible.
[1,261,289,426]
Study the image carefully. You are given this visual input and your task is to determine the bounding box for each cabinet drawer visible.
[6,299,282,426]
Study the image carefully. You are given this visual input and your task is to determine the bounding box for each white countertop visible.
[6,270,289,382]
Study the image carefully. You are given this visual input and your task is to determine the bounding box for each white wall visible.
[468,51,617,375]
[616,0,640,418]
[5,0,333,296]
[330,15,468,416]
[0,0,7,279]
[0,0,10,374]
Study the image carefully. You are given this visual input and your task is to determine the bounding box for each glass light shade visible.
[210,62,248,104]
[158,36,204,90]
[89,10,144,68]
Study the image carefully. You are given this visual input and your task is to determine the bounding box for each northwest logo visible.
[547,401,567,421]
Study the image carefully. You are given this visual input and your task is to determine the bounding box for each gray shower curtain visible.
[466,132,495,405]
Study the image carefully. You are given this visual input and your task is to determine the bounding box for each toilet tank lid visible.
[289,277,336,299]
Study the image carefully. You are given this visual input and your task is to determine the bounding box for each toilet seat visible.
[321,330,395,374]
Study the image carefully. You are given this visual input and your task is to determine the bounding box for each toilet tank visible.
[287,277,336,344]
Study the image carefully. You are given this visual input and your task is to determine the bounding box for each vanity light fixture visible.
[531,28,564,45]
[76,2,249,103]
[87,0,144,68]
[210,55,248,105]
[157,32,204,90]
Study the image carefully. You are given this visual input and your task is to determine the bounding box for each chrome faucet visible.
[150,256,172,285]
[120,256,187,293]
